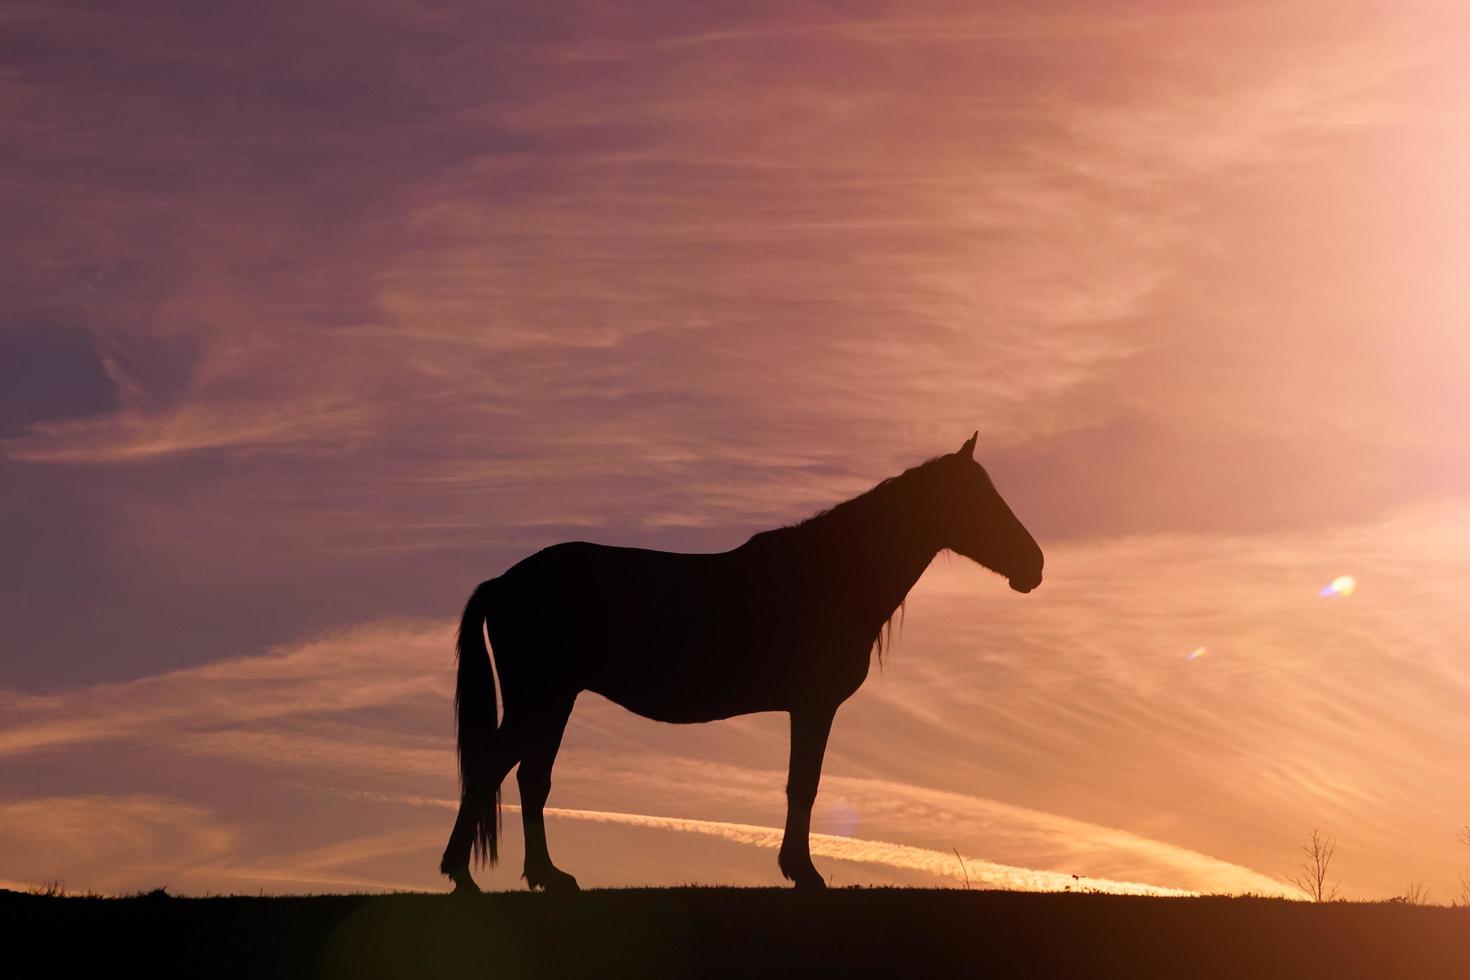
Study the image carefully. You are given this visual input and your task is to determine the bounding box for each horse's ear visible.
[959,431,977,459]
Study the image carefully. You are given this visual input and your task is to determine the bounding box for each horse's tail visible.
[454,579,501,867]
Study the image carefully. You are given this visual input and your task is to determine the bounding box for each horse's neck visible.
[811,489,938,626]
[862,527,938,620]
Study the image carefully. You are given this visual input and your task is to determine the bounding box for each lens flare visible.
[816,797,859,838]
[1186,646,1207,660]
[1320,575,1356,598]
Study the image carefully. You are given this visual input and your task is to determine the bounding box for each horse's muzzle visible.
[1008,575,1041,594]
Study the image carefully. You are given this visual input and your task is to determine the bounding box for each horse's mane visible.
[745,452,952,661]
[753,452,948,541]
[792,454,946,532]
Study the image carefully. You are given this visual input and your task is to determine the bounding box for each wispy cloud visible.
[0,620,451,758]
[5,0,1465,689]
[528,803,1200,896]
[0,795,238,894]
[7,500,1468,896]
[0,607,1282,896]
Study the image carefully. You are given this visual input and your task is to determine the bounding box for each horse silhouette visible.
[439,433,1043,893]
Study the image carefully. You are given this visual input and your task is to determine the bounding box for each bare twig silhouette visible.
[1398,881,1431,906]
[1286,828,1341,902]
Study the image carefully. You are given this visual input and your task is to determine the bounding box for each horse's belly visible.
[584,638,788,723]
[596,686,777,724]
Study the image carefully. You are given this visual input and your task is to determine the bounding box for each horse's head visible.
[932,432,1044,594]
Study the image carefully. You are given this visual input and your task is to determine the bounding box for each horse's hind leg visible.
[440,722,527,893]
[515,694,579,893]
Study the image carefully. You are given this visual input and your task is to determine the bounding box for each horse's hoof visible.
[526,866,580,894]
[447,868,482,895]
[780,852,828,890]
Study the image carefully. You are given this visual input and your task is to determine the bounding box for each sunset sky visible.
[3,1,1468,900]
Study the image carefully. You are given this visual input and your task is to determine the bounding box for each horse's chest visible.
[803,643,873,703]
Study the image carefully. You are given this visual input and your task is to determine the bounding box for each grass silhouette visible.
[6,885,1468,979]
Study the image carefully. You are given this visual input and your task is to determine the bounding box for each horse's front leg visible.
[778,705,836,889]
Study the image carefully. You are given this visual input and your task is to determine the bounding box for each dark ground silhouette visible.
[442,434,1044,893]
[7,887,1467,979]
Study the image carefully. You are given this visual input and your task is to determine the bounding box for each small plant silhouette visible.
[1398,881,1431,906]
[1456,824,1470,907]
[1286,828,1341,902]
[952,848,970,890]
